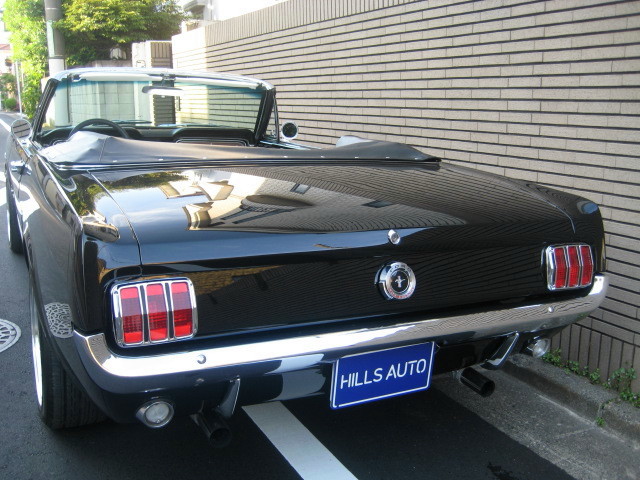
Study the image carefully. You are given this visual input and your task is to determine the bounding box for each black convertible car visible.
[5,68,607,441]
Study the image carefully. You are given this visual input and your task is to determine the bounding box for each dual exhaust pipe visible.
[192,368,497,447]
[137,337,550,440]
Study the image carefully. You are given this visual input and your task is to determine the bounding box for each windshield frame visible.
[32,69,276,144]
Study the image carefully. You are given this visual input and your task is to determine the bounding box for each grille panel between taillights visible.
[112,278,198,347]
[546,244,594,291]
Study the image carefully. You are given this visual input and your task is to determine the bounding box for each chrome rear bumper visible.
[75,275,608,395]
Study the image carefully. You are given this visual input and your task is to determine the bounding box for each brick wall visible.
[66,82,136,123]
[173,0,640,388]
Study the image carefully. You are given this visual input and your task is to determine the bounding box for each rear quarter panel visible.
[16,153,141,339]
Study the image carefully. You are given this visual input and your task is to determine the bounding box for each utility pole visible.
[44,0,65,75]
[14,60,23,115]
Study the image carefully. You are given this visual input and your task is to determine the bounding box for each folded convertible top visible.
[41,132,438,166]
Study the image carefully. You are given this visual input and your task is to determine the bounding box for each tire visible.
[30,279,105,429]
[6,186,23,254]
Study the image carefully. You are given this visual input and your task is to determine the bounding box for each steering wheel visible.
[69,118,130,139]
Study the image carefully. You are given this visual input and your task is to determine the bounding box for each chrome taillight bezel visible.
[111,278,198,347]
[545,244,594,291]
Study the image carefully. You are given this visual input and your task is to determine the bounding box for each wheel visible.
[30,279,105,429]
[6,185,23,254]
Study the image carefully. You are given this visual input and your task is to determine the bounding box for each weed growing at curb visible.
[542,349,640,409]
[543,348,563,367]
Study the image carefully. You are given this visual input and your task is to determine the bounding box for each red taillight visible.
[552,247,568,289]
[120,286,143,345]
[171,282,193,338]
[547,244,594,291]
[566,246,580,288]
[579,245,594,287]
[146,283,168,342]
[113,279,196,346]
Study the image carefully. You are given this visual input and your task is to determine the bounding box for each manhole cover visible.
[0,319,21,353]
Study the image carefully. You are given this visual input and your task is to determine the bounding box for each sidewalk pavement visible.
[434,356,639,480]
[504,353,640,446]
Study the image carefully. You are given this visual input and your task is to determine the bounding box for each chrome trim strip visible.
[217,377,241,419]
[77,275,608,394]
[483,332,520,370]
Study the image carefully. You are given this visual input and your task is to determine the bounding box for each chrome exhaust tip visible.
[136,400,174,428]
[525,337,551,358]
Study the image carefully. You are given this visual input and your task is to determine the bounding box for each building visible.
[172,0,640,389]
[0,4,13,74]
[178,0,288,30]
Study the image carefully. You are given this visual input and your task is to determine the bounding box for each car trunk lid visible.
[92,161,574,336]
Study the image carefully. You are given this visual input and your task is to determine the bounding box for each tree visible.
[2,0,184,116]
[0,73,17,96]
[60,0,185,66]
[0,72,18,110]
[2,0,48,116]
[4,97,18,111]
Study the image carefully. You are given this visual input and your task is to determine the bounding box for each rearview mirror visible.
[141,86,184,97]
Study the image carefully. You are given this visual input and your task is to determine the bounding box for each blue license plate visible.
[330,342,435,409]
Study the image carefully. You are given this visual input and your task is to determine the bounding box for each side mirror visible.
[281,121,298,140]
[11,118,32,142]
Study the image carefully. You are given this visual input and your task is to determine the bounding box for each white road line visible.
[243,402,358,480]
[0,188,5,207]
[0,171,5,182]
[0,117,11,132]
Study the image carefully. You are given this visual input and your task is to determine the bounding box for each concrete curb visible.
[504,354,640,445]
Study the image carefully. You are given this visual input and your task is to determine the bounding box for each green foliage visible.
[2,0,48,117]
[0,73,18,110]
[60,0,185,66]
[619,390,640,407]
[588,368,601,384]
[2,0,184,115]
[4,97,18,111]
[606,367,637,392]
[606,367,640,407]
[565,360,581,375]
[563,360,599,381]
[0,73,17,95]
[542,350,639,408]
[595,416,605,427]
[542,348,563,367]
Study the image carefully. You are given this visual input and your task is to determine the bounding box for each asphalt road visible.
[0,112,634,480]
